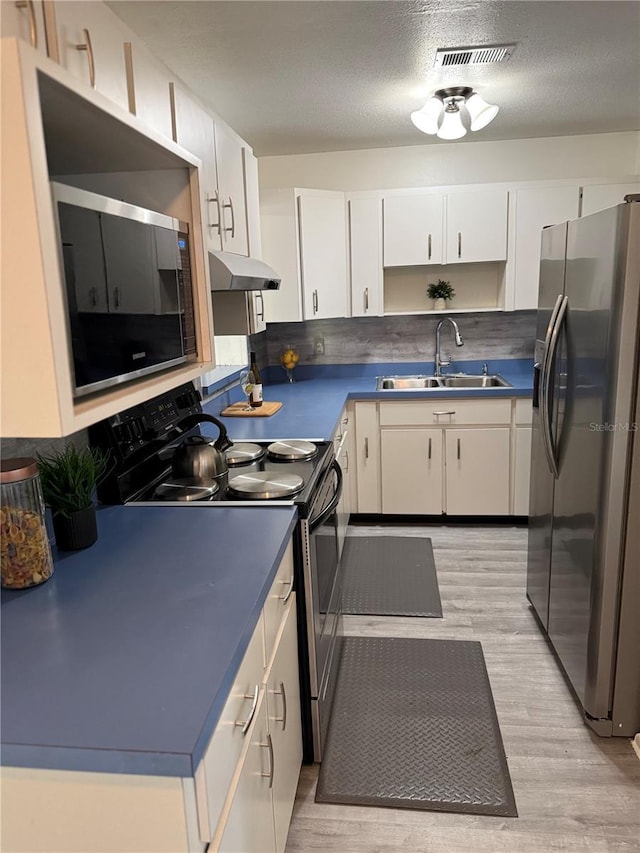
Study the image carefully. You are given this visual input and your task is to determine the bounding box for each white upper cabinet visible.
[53,1,130,110]
[123,38,173,140]
[512,186,580,310]
[383,193,444,267]
[445,189,508,263]
[214,122,249,256]
[349,196,383,316]
[172,85,222,252]
[0,0,47,53]
[260,188,347,323]
[298,192,348,320]
[581,182,640,217]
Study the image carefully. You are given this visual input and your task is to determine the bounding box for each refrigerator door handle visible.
[540,294,564,476]
[542,295,569,478]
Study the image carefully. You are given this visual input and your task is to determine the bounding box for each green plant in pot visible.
[36,445,109,551]
[427,279,455,311]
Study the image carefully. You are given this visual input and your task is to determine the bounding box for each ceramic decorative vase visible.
[434,298,447,311]
[52,504,98,551]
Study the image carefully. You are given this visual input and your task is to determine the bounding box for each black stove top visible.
[89,382,333,517]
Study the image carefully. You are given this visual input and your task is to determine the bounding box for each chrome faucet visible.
[435,317,464,376]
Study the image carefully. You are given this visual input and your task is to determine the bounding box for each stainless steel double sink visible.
[376,373,512,390]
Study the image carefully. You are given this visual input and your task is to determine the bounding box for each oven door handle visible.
[308,460,343,533]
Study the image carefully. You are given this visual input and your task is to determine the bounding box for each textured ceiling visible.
[108,0,640,156]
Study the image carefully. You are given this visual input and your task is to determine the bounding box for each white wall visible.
[258,131,640,191]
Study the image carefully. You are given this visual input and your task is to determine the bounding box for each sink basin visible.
[377,376,441,389]
[376,373,512,390]
[439,374,511,388]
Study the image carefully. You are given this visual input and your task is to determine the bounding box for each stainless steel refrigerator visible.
[527,196,640,737]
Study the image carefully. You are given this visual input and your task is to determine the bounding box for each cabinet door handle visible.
[90,287,97,307]
[15,0,37,48]
[208,191,222,234]
[235,684,259,735]
[457,231,462,259]
[75,28,95,89]
[280,575,294,604]
[113,287,120,309]
[364,287,369,312]
[457,437,461,460]
[428,437,432,460]
[274,681,287,730]
[428,233,432,260]
[364,437,369,459]
[256,291,265,321]
[344,449,349,473]
[313,289,319,314]
[433,410,455,417]
[261,733,274,788]
[222,197,235,237]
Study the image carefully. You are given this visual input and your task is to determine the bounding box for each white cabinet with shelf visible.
[349,196,383,316]
[581,182,640,217]
[1,40,214,437]
[445,189,508,263]
[382,193,444,267]
[52,1,130,110]
[261,188,348,323]
[0,0,47,53]
[511,185,580,310]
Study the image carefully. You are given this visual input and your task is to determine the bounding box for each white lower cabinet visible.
[216,690,276,853]
[266,602,303,853]
[358,400,516,516]
[381,428,442,514]
[514,425,533,516]
[445,428,511,515]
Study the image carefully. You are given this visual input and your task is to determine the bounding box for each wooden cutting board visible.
[221,401,283,417]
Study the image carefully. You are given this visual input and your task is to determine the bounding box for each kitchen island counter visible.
[1,505,297,777]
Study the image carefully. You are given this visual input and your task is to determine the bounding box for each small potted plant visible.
[36,444,109,551]
[427,279,455,311]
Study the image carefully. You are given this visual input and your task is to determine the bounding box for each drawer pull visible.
[75,28,95,89]
[274,681,287,731]
[15,0,37,48]
[261,733,274,788]
[280,576,294,604]
[235,684,259,735]
[433,410,455,416]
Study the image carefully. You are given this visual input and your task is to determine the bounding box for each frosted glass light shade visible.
[466,92,499,131]
[410,96,442,135]
[436,106,466,140]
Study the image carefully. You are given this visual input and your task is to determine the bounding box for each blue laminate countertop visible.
[204,359,534,442]
[1,505,297,777]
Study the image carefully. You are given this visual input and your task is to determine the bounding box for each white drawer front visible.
[379,399,512,426]
[196,614,265,842]
[263,542,295,669]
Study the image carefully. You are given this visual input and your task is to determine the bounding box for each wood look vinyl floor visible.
[285,524,640,853]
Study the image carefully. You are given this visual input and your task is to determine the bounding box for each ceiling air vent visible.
[434,44,516,68]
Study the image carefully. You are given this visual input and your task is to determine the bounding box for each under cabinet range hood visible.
[208,250,281,291]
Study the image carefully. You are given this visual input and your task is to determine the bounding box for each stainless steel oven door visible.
[300,458,343,758]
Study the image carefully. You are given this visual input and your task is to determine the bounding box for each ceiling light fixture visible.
[411,87,499,140]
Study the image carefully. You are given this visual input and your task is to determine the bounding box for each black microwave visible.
[52,182,197,399]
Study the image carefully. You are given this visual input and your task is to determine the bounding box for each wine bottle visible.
[249,352,263,408]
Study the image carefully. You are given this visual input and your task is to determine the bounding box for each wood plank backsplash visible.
[253,311,536,366]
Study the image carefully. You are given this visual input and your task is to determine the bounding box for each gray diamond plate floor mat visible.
[316,636,518,817]
[340,536,442,617]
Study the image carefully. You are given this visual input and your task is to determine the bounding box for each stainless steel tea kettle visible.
[172,414,233,481]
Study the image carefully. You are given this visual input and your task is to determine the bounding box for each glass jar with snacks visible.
[1,458,54,589]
